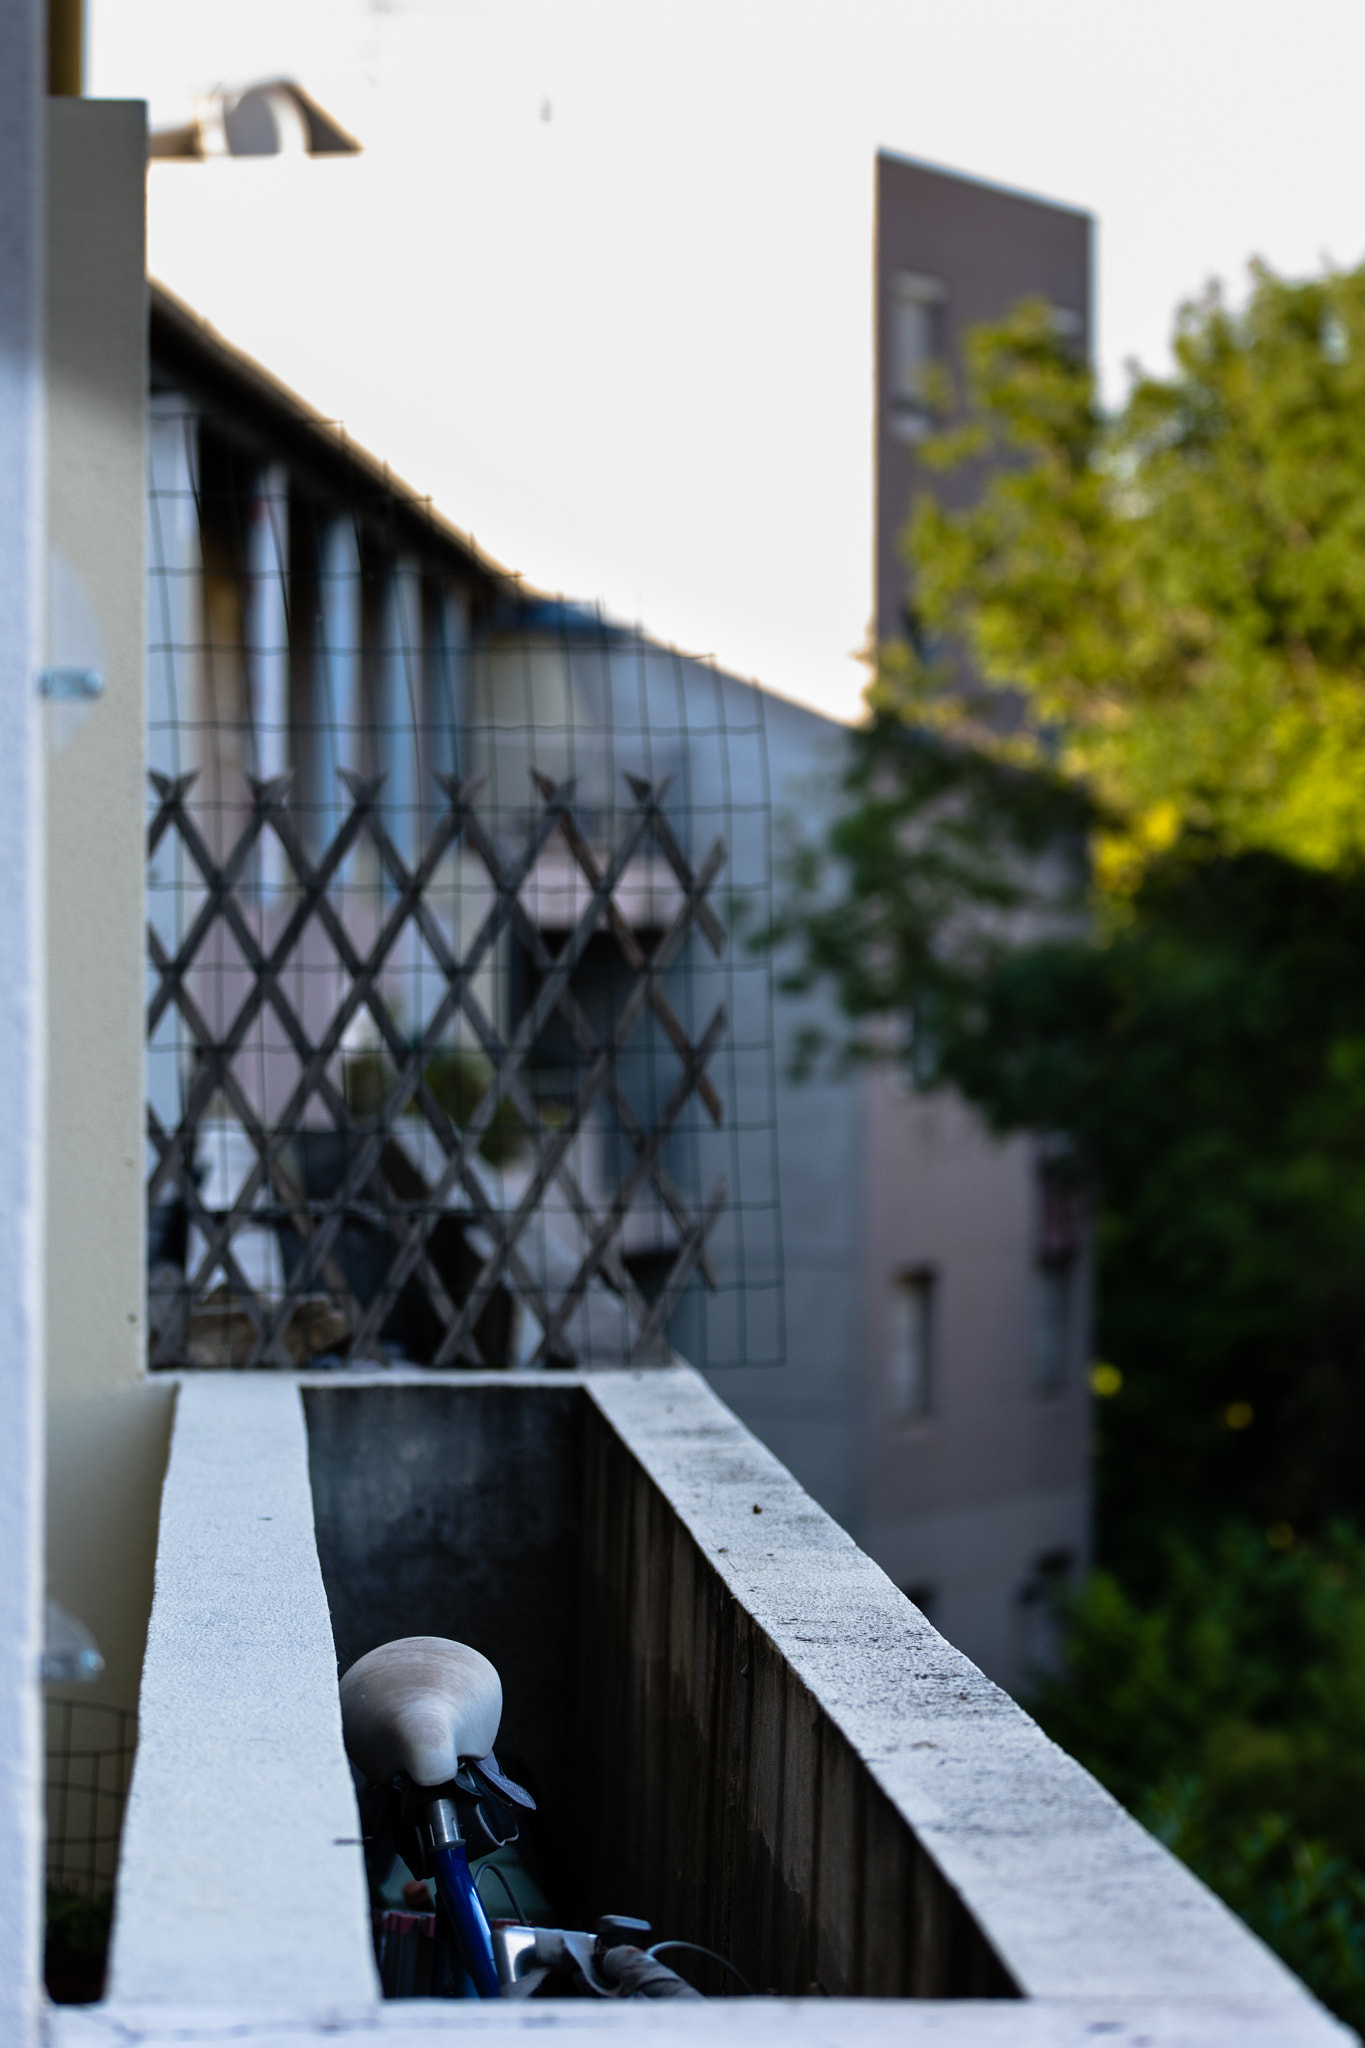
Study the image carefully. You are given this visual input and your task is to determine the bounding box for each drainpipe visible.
[378,555,422,872]
[435,584,468,791]
[318,513,361,863]
[245,462,291,893]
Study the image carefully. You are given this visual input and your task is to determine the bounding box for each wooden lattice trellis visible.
[145,767,728,1369]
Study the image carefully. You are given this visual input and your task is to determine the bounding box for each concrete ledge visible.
[585,1368,1331,2010]
[108,1376,379,2005]
[103,1366,1351,2039]
[50,1996,1355,2046]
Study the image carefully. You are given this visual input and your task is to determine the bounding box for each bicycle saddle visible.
[340,1636,502,1789]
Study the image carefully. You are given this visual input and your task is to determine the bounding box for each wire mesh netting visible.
[44,1700,137,2003]
[46,1699,136,1897]
[146,394,784,1371]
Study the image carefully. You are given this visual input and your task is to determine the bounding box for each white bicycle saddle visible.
[340,1636,502,1788]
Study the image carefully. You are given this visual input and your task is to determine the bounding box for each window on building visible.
[888,1268,934,1418]
[507,925,660,1097]
[1016,1547,1075,1677]
[1033,1258,1073,1395]
[1034,1144,1084,1395]
[889,271,946,442]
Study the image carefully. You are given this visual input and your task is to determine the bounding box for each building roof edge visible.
[148,277,518,596]
[875,147,1094,228]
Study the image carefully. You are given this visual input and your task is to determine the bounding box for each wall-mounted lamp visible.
[149,81,363,161]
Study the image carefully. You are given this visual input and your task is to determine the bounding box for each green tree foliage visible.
[782,727,1365,1573]
[777,259,1365,2026]
[775,715,1090,1075]
[779,256,1365,1552]
[1029,1525,1365,2032]
[947,848,1365,1577]
[895,266,1365,888]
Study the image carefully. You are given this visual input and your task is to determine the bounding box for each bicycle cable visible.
[473,1858,530,1925]
[645,1940,752,1995]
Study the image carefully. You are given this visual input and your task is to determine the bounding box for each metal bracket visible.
[38,675,105,708]
[38,666,105,700]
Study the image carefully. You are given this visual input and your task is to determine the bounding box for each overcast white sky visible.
[91,0,1365,722]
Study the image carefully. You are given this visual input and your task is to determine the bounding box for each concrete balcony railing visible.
[59,1366,1351,2046]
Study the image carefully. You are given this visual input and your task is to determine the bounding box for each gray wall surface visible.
[471,631,1089,1691]
[305,1381,586,1908]
[858,1073,1090,1682]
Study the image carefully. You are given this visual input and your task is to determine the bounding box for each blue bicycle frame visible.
[431,1838,499,1999]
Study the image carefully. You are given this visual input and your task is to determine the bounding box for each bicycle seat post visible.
[416,1790,499,2000]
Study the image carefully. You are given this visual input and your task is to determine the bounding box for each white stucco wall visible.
[44,98,173,1724]
[0,8,49,2040]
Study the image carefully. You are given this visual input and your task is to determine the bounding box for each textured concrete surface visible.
[108,1376,379,2006]
[110,1365,1349,2038]
[575,1382,1011,1995]
[50,1996,1355,2045]
[863,1481,1089,1685]
[583,1367,1337,2018]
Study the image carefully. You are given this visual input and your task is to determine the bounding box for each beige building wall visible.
[859,1068,1091,1689]
[864,156,1094,1690]
[44,98,172,1716]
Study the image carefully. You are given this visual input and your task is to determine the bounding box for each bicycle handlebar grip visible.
[596,1915,653,1951]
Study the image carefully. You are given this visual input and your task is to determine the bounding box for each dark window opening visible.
[507,926,665,1097]
[889,1267,935,1418]
[1015,1548,1075,1682]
